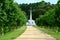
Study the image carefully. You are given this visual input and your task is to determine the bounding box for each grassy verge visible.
[36,26,60,40]
[0,26,26,40]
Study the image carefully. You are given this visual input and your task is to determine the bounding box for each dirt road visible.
[14,26,56,40]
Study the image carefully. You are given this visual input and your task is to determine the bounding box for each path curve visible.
[14,26,56,40]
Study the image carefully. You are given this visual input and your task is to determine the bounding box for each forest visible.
[19,0,60,32]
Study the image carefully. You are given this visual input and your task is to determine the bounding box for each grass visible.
[0,26,26,40]
[36,26,60,40]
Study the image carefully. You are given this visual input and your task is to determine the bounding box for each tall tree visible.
[0,0,27,35]
[55,0,60,31]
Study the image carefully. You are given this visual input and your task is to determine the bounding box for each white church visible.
[26,7,36,26]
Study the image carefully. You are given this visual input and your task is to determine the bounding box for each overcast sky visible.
[14,0,58,4]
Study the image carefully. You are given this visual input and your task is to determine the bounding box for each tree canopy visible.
[0,0,27,35]
[19,1,55,20]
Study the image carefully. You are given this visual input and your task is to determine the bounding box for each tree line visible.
[19,1,55,20]
[36,0,60,32]
[19,0,60,32]
[0,0,27,35]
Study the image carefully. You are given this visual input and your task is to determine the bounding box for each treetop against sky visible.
[14,0,58,4]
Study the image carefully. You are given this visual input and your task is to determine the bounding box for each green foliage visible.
[44,9,55,26]
[19,1,54,20]
[0,0,27,35]
[0,26,26,40]
[36,9,55,26]
[36,0,60,32]
[55,0,60,31]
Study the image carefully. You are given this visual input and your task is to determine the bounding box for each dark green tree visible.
[0,0,27,35]
[55,0,60,32]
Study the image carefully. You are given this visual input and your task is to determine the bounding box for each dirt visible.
[14,26,56,40]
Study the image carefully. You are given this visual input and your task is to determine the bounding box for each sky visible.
[14,0,58,4]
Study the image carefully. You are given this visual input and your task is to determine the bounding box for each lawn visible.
[36,26,60,40]
[0,26,26,40]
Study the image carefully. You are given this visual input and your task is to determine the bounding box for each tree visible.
[36,9,55,28]
[0,0,27,35]
[55,0,60,31]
